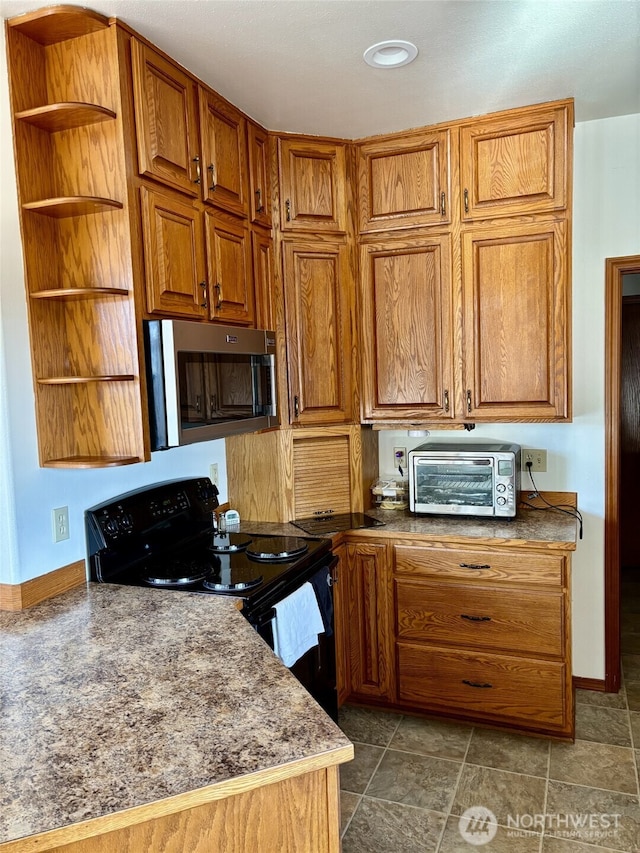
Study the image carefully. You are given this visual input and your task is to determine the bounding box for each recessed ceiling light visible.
[363,40,418,69]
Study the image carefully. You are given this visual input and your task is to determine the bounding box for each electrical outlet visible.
[209,463,219,486]
[522,448,547,473]
[52,506,69,543]
[393,446,407,472]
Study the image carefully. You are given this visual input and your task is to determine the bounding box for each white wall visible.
[0,25,227,586]
[379,112,640,680]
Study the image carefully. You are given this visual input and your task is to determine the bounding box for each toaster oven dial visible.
[496,496,507,506]
[496,483,506,492]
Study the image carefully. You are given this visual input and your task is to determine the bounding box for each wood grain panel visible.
[226,430,292,522]
[395,578,564,656]
[394,544,565,585]
[46,27,118,111]
[16,102,116,132]
[293,436,351,517]
[248,122,272,227]
[204,210,254,325]
[462,220,568,419]
[397,643,567,729]
[5,26,48,113]
[199,86,248,215]
[278,138,348,232]
[0,560,86,611]
[359,235,453,420]
[252,229,274,330]
[7,6,108,46]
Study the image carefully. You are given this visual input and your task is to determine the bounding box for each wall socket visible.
[209,463,219,486]
[393,446,407,473]
[522,448,547,473]
[52,506,69,543]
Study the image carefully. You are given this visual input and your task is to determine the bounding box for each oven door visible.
[247,556,338,721]
[411,456,496,516]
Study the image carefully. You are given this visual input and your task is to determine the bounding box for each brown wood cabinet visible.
[248,121,273,228]
[6,8,148,468]
[343,541,394,702]
[199,86,249,216]
[462,219,570,420]
[357,129,451,232]
[131,38,200,197]
[252,229,275,330]
[460,102,570,221]
[333,543,351,706]
[282,239,354,425]
[391,540,573,737]
[204,210,254,325]
[359,234,454,421]
[278,138,348,233]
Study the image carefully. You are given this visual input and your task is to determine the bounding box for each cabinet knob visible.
[193,156,201,185]
[207,163,216,191]
[255,188,264,213]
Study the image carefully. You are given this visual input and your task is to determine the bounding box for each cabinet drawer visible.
[397,643,567,729]
[394,545,564,585]
[395,579,564,656]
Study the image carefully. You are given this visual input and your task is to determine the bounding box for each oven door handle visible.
[326,555,339,585]
[254,606,276,629]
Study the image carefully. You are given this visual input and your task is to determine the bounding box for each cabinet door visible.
[357,129,450,232]
[346,542,393,701]
[460,103,571,221]
[204,210,254,326]
[462,220,569,420]
[131,40,200,197]
[140,186,206,318]
[278,139,348,233]
[333,544,351,707]
[282,240,354,425]
[199,87,249,216]
[252,230,274,330]
[360,236,454,420]
[248,122,272,227]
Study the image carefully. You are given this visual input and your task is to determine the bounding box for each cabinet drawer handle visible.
[444,388,449,413]
[440,191,446,216]
[193,156,201,185]
[294,395,300,417]
[462,679,493,689]
[214,282,222,310]
[466,389,472,414]
[285,198,291,221]
[461,614,492,622]
[463,187,469,214]
[207,163,216,191]
[255,188,264,213]
[199,281,208,308]
[459,563,491,570]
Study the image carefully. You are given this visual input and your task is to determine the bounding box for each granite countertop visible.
[240,506,579,549]
[0,584,352,845]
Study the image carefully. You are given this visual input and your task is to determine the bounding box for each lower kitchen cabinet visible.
[342,534,574,739]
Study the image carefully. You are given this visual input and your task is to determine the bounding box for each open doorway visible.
[605,255,640,692]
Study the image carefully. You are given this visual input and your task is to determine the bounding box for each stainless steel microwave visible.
[144,320,278,450]
[408,441,521,518]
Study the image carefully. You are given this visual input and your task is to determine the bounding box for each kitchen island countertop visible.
[0,583,352,847]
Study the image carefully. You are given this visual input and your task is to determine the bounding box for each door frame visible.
[604,254,640,692]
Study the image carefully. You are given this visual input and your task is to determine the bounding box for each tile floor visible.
[336,574,640,852]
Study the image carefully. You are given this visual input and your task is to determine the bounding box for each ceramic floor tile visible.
[621,634,640,655]
[365,748,461,812]
[622,654,640,682]
[575,686,627,709]
[340,743,384,794]
[574,704,632,747]
[338,705,402,746]
[545,780,640,852]
[341,791,361,835]
[466,727,550,777]
[549,740,637,794]
[389,716,471,761]
[624,680,640,712]
[341,797,446,853]
[439,814,540,852]
[451,764,546,826]
[629,711,640,747]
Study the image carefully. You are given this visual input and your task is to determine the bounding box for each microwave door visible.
[414,458,495,515]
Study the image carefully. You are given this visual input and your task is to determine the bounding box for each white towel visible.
[272,582,325,667]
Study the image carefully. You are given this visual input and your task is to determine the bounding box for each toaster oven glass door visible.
[414,457,494,514]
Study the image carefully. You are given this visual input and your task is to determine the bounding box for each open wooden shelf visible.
[15,102,116,133]
[22,197,123,218]
[7,6,109,45]
[37,375,136,385]
[43,455,141,469]
[30,287,130,300]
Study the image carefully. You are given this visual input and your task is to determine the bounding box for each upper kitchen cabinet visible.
[204,210,254,325]
[278,138,348,233]
[199,87,249,217]
[460,101,572,221]
[282,239,354,425]
[359,235,454,422]
[248,122,273,228]
[6,7,148,467]
[130,39,200,197]
[462,219,570,420]
[356,129,451,233]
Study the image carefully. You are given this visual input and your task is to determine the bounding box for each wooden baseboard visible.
[0,560,86,611]
[573,676,606,692]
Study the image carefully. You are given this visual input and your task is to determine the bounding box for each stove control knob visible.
[119,513,134,534]
[103,516,119,538]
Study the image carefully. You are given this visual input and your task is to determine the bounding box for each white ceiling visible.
[1,0,639,138]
